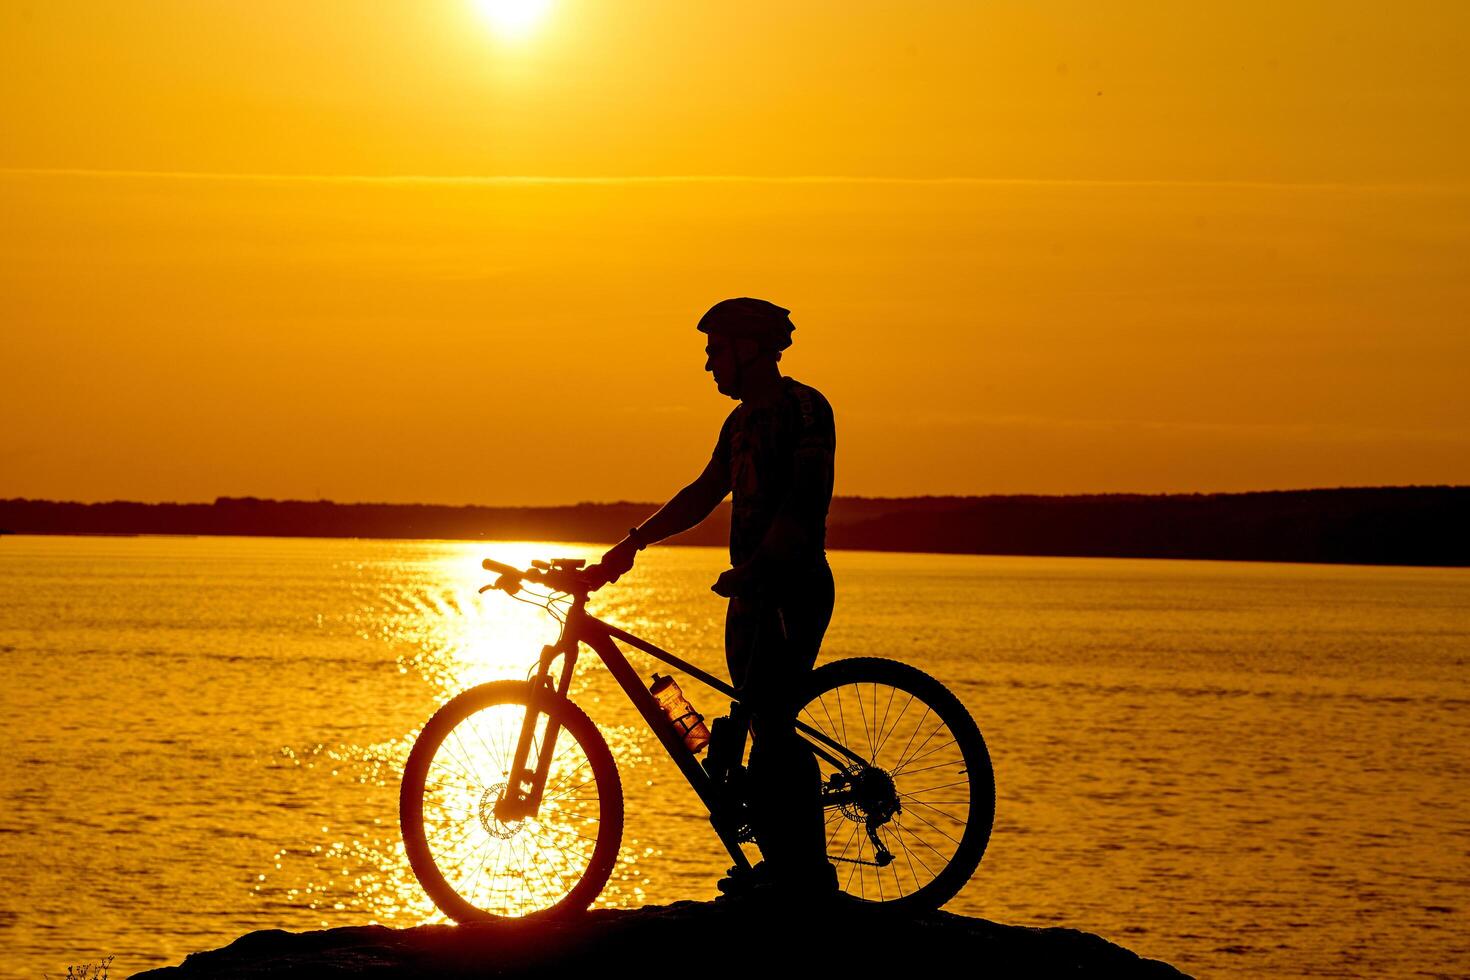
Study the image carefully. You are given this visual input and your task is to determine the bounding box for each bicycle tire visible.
[400,681,624,922]
[799,657,994,912]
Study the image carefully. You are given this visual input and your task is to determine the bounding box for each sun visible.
[473,0,553,40]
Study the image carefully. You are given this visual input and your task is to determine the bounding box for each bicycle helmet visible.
[697,297,795,353]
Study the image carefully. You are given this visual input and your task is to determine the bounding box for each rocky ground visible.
[131,899,1192,978]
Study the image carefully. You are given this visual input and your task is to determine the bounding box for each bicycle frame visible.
[495,587,873,870]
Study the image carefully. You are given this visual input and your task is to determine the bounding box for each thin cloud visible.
[1,167,1461,194]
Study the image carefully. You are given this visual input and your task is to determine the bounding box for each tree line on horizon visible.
[2,487,1464,567]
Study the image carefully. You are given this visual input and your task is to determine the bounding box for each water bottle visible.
[649,673,711,753]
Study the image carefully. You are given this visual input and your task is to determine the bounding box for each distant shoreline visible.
[4,486,1466,567]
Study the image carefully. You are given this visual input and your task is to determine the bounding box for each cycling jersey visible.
[710,377,836,569]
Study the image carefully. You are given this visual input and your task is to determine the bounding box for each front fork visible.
[495,640,577,823]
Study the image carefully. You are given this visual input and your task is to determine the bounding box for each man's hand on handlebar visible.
[587,537,638,588]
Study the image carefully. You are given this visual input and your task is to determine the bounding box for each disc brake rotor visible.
[478,781,523,839]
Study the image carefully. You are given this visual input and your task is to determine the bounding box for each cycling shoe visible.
[714,859,839,903]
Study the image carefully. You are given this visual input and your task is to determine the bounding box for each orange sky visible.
[3,1,1467,505]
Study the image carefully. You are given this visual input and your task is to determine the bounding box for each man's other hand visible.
[711,563,758,598]
[588,538,639,587]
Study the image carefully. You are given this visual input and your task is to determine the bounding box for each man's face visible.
[704,334,744,399]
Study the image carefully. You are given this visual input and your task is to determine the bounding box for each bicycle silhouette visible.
[400,556,995,920]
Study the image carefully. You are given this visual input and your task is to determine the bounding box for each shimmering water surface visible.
[2,535,1467,979]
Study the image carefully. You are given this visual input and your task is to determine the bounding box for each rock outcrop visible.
[132,899,1191,978]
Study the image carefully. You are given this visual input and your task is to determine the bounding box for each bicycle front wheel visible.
[800,657,994,912]
[399,681,623,922]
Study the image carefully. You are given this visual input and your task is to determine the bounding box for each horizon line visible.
[3,167,1464,194]
[4,485,1463,511]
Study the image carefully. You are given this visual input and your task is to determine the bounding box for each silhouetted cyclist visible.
[589,297,839,898]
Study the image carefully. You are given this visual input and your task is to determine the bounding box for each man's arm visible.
[634,455,731,545]
[590,455,730,585]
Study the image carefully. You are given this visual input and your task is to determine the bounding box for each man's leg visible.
[726,565,835,886]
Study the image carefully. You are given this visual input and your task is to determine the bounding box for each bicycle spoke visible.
[441,828,487,876]
[815,692,840,746]
[465,835,497,907]
[893,716,948,775]
[842,828,863,896]
[468,715,504,778]
[890,705,932,777]
[860,684,876,757]
[511,834,535,910]
[836,684,849,755]
[429,793,488,840]
[885,822,923,895]
[531,820,602,846]
[491,838,516,914]
[529,824,593,872]
[499,835,520,912]
[838,819,862,874]
[892,810,958,859]
[529,814,591,851]
[900,776,971,795]
[891,756,964,778]
[449,728,490,785]
[892,735,961,776]
[541,803,600,824]
[435,737,484,788]
[888,817,938,879]
[898,795,970,824]
[874,684,899,756]
[880,825,908,897]
[435,813,487,856]
[522,826,566,899]
[873,690,914,761]
[424,797,477,816]
[869,684,889,757]
[542,762,594,803]
[826,811,847,853]
[546,738,588,780]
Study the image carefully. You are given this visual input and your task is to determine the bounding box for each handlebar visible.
[481,557,599,597]
[482,558,523,580]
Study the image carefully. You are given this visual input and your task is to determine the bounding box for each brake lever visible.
[477,575,522,595]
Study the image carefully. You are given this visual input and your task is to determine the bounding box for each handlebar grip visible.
[482,558,523,579]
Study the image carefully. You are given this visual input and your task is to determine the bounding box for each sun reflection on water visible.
[387,542,573,696]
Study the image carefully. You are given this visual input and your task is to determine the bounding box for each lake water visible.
[1,535,1467,979]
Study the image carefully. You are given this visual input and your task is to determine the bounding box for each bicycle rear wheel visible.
[799,657,994,912]
[400,681,623,921]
